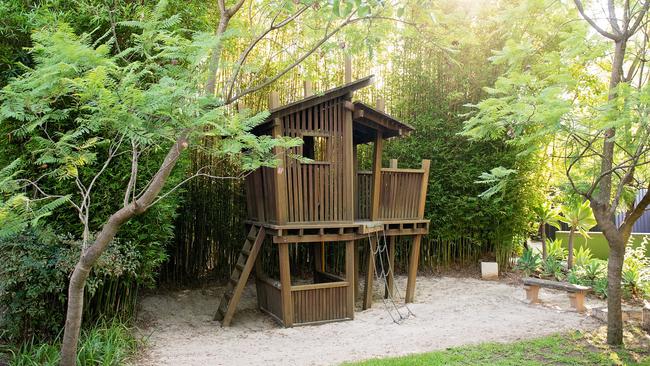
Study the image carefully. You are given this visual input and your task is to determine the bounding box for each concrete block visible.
[481,262,498,280]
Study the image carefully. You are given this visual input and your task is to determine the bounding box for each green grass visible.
[344,329,650,366]
[1,320,139,366]
[555,232,650,260]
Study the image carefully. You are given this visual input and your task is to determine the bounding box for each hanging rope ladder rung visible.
[366,230,414,324]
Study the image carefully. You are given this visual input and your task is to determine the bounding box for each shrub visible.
[622,239,650,300]
[516,248,541,277]
[7,320,138,366]
[546,239,567,261]
[573,246,593,268]
[0,228,148,342]
[542,257,565,281]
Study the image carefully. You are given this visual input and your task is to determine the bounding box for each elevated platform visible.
[244,219,429,244]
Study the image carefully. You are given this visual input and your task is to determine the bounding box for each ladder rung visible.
[236,263,245,271]
[242,248,251,256]
[247,234,257,242]
[229,278,238,287]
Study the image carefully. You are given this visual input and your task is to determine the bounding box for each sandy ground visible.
[135,276,603,366]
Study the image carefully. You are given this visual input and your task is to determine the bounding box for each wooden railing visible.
[356,160,430,221]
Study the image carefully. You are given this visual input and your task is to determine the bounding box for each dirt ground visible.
[135,275,603,366]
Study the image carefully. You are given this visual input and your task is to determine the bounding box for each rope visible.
[366,230,414,324]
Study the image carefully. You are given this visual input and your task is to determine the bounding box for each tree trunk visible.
[567,228,575,269]
[540,223,547,260]
[59,135,188,366]
[606,238,625,344]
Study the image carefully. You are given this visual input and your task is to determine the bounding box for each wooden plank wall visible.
[281,97,352,223]
[245,167,278,222]
[291,285,349,324]
[256,277,283,323]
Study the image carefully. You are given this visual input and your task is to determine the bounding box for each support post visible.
[345,240,355,319]
[354,240,360,300]
[418,159,431,219]
[405,234,421,303]
[524,285,541,304]
[385,235,396,299]
[376,97,385,112]
[270,91,287,224]
[304,80,313,97]
[279,242,293,326]
[370,131,383,221]
[363,236,378,309]
[343,93,354,221]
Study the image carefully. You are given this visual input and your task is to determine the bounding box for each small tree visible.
[533,202,562,260]
[0,1,403,363]
[559,200,597,269]
[462,0,650,345]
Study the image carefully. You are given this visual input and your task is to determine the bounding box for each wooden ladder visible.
[214,225,265,326]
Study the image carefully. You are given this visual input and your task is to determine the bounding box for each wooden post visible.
[384,159,397,299]
[279,242,293,326]
[270,91,288,224]
[304,80,313,97]
[343,95,355,221]
[376,98,385,112]
[385,236,396,299]
[345,240,355,319]
[363,235,378,310]
[417,159,431,218]
[370,131,383,221]
[354,240,360,300]
[344,55,352,83]
[405,234,421,303]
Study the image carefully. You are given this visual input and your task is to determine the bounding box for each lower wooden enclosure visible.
[249,221,426,327]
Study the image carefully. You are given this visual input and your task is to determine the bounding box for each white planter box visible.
[481,262,499,280]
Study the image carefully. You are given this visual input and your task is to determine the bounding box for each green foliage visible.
[568,258,607,298]
[573,245,593,268]
[546,238,567,261]
[541,257,564,281]
[516,248,541,277]
[0,227,150,342]
[380,0,543,269]
[559,200,597,238]
[6,320,138,366]
[533,202,562,231]
[622,239,650,299]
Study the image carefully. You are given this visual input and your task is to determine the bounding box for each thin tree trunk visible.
[540,222,547,260]
[59,135,188,366]
[567,228,575,269]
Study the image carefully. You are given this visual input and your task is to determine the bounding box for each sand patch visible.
[135,276,602,365]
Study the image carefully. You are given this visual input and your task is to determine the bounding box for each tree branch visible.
[574,0,622,40]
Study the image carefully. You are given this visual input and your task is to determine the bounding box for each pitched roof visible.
[268,75,374,119]
[352,102,414,144]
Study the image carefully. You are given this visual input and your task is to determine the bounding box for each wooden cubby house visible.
[215,63,431,327]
